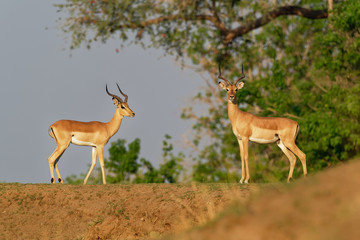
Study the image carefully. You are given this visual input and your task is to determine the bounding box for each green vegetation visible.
[58,1,360,183]
[66,135,184,184]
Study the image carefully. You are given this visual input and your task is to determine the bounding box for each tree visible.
[105,138,141,182]
[57,1,360,182]
[134,135,184,183]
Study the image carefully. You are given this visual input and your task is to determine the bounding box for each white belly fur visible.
[249,136,279,144]
[234,131,279,144]
[233,126,279,144]
[71,136,96,147]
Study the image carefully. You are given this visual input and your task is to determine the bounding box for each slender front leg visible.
[97,146,107,184]
[242,137,250,184]
[237,138,245,183]
[84,147,97,185]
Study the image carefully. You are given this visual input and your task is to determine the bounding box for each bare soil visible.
[1,159,359,240]
[0,182,257,240]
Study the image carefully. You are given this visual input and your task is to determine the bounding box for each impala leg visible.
[277,140,297,182]
[48,146,66,184]
[97,146,107,184]
[54,151,65,184]
[284,142,307,178]
[237,139,245,183]
[242,137,250,184]
[84,147,97,185]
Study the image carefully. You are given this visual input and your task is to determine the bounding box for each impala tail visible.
[48,127,57,141]
[295,124,300,139]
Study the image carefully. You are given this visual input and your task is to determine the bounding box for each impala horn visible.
[234,64,245,86]
[106,84,123,103]
[218,64,232,86]
[116,83,128,103]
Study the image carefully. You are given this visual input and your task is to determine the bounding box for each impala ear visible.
[218,81,227,90]
[112,98,120,106]
[236,82,245,90]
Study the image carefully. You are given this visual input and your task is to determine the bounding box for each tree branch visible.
[102,5,327,44]
[223,5,328,44]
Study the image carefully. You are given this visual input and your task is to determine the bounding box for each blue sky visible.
[0,1,204,183]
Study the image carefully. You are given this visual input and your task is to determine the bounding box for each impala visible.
[218,65,307,183]
[47,84,135,184]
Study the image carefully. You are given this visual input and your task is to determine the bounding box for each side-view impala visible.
[47,84,135,184]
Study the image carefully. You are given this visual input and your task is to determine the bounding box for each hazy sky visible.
[0,1,205,183]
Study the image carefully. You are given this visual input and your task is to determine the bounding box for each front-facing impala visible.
[47,84,135,184]
[218,65,307,183]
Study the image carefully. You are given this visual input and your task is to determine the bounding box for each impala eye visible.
[226,89,229,92]
[235,89,238,91]
[121,105,126,109]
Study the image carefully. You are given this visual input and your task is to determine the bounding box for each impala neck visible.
[227,98,244,125]
[106,108,124,138]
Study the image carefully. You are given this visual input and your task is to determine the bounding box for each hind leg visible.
[277,140,297,182]
[283,140,307,178]
[54,151,66,183]
[48,146,67,183]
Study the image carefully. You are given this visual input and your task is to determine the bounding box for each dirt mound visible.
[1,160,359,240]
[0,183,257,239]
[169,160,360,240]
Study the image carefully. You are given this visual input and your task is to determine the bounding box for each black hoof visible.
[51,178,54,183]
[58,178,62,183]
